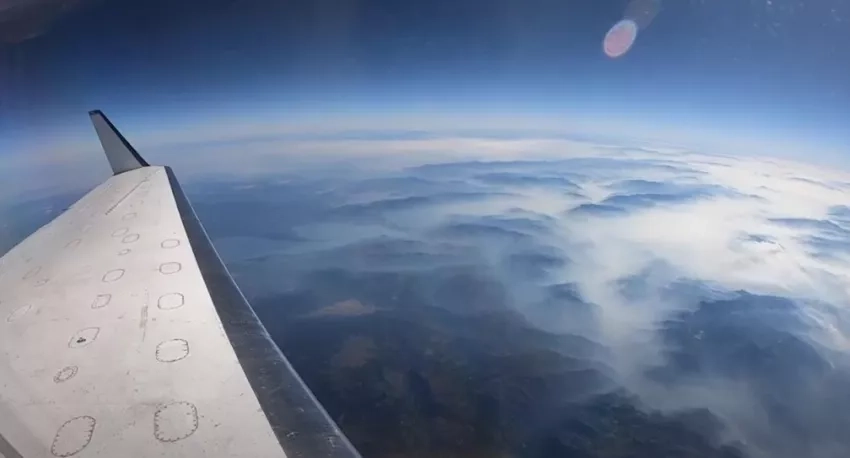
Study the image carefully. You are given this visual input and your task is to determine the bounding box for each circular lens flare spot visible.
[603,19,638,58]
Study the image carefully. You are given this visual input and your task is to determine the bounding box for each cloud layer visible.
[193,139,850,458]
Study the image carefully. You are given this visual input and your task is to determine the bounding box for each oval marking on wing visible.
[65,239,81,249]
[156,339,190,363]
[23,266,41,280]
[121,233,140,244]
[91,294,111,309]
[54,366,78,383]
[69,327,100,348]
[154,401,198,442]
[111,227,129,237]
[51,415,95,457]
[6,304,32,323]
[35,278,50,287]
[157,293,185,310]
[159,262,182,275]
[118,249,132,256]
[161,239,180,249]
[102,269,125,283]
[122,212,137,221]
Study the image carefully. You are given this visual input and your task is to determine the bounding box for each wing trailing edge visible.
[88,110,150,175]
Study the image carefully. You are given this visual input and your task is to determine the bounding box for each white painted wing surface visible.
[0,112,361,458]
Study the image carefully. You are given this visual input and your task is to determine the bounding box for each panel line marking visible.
[0,432,23,458]
[104,178,148,215]
[140,305,149,342]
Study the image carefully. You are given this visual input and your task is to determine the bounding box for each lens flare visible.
[603,19,638,58]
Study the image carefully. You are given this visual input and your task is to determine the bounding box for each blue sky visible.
[0,0,848,167]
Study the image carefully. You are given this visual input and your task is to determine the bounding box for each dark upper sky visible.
[1,0,849,150]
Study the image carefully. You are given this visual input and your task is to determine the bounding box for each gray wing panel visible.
[0,111,361,458]
[0,167,286,457]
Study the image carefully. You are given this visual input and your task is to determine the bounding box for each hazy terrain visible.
[182,142,850,458]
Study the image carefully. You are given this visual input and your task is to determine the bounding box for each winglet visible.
[89,110,150,175]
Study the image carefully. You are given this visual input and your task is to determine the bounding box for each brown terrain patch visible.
[308,299,377,318]
[331,335,377,369]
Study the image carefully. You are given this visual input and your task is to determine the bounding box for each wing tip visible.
[89,109,150,175]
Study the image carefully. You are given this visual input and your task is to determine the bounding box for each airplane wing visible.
[0,111,361,458]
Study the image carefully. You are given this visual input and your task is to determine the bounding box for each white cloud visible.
[288,140,850,456]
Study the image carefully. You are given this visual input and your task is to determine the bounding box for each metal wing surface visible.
[0,111,360,458]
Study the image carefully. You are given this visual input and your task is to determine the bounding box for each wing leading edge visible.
[0,112,361,457]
